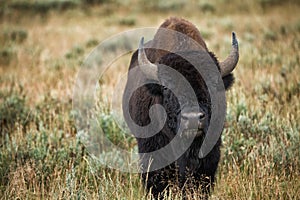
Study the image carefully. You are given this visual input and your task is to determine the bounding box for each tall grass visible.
[0,0,299,199]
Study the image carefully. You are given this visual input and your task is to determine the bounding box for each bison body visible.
[123,17,239,198]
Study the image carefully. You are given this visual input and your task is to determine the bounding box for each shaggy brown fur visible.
[159,17,208,50]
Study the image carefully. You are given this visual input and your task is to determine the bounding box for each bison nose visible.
[182,112,205,120]
[181,112,206,130]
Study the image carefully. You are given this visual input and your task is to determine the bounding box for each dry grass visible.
[0,0,299,199]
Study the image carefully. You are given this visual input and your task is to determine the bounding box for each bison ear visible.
[138,37,159,81]
[222,73,235,90]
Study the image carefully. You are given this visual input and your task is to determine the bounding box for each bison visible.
[122,17,239,198]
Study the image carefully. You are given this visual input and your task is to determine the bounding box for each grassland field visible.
[0,0,299,199]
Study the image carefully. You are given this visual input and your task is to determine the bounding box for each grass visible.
[0,0,299,199]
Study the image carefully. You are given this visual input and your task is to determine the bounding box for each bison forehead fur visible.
[123,17,239,198]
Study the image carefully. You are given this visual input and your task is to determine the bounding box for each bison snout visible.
[181,111,207,131]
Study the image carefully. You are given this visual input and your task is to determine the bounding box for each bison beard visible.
[123,17,238,199]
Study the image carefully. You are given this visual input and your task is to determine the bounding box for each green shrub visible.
[81,0,111,4]
[0,84,32,135]
[85,38,99,48]
[8,0,80,13]
[264,30,278,41]
[0,28,28,45]
[97,112,135,150]
[119,17,136,26]
[140,0,185,11]
[8,29,27,43]
[0,47,16,66]
[198,2,216,13]
[65,45,84,59]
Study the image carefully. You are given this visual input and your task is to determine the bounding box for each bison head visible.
[136,34,239,139]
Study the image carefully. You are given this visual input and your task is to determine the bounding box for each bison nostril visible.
[199,112,205,120]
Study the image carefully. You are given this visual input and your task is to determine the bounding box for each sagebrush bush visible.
[0,85,32,135]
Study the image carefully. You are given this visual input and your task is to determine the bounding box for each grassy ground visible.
[0,0,299,199]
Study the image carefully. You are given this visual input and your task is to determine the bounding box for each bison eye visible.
[162,86,168,90]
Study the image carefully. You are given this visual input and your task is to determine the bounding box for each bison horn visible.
[138,37,159,81]
[220,32,239,77]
